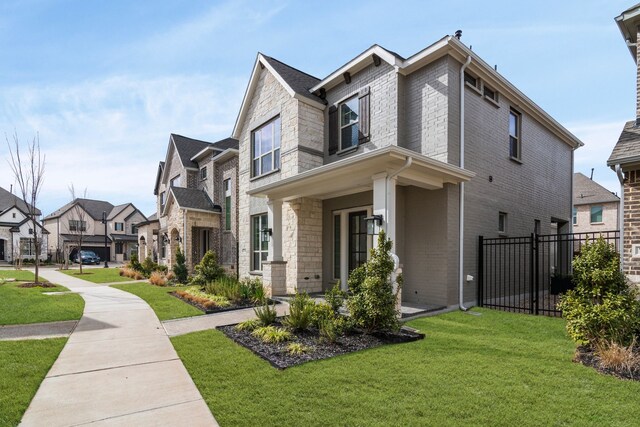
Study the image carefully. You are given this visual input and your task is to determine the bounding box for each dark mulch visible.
[574,346,640,381]
[17,282,56,288]
[218,320,425,369]
[170,292,278,314]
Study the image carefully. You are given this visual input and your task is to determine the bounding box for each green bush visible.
[310,302,334,329]
[346,230,400,333]
[251,326,291,343]
[128,254,142,272]
[319,315,346,344]
[172,247,188,284]
[240,277,266,303]
[204,276,241,303]
[325,282,346,314]
[558,238,640,346]
[282,292,315,331]
[140,257,165,278]
[254,302,277,326]
[191,251,224,286]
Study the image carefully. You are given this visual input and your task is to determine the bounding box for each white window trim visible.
[200,167,207,180]
[590,205,604,224]
[251,116,281,178]
[170,175,181,187]
[498,212,508,235]
[509,109,522,162]
[224,179,232,231]
[339,96,360,151]
[332,205,372,291]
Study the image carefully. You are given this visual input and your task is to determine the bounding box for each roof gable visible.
[573,172,620,205]
[44,198,113,221]
[0,186,41,216]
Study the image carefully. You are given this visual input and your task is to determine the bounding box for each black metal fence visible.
[478,230,619,316]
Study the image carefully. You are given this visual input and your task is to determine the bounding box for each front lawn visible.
[60,267,134,284]
[0,282,84,325]
[0,270,37,282]
[171,308,640,426]
[111,283,203,320]
[0,338,67,426]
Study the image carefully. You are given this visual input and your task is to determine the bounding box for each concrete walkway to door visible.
[20,269,217,427]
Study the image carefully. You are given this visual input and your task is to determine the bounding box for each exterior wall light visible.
[261,227,273,242]
[364,214,383,235]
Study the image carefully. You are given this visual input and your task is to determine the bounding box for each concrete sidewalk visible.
[20,269,217,427]
[0,320,77,341]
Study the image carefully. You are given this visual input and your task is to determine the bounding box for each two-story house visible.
[151,134,239,272]
[43,198,146,263]
[572,172,619,233]
[234,35,582,309]
[0,186,48,263]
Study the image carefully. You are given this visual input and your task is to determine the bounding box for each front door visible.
[0,239,4,260]
[348,211,368,272]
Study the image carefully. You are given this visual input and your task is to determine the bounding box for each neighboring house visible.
[151,134,239,273]
[0,186,48,263]
[43,198,147,263]
[136,213,159,261]
[232,35,582,308]
[572,172,619,233]
[608,4,640,284]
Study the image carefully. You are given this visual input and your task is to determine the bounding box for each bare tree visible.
[66,185,89,274]
[6,132,45,284]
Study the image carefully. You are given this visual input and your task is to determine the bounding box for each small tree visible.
[191,250,224,285]
[558,238,640,346]
[66,185,89,274]
[6,132,45,284]
[173,247,188,284]
[347,230,401,333]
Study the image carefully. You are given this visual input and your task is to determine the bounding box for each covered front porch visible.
[248,146,474,302]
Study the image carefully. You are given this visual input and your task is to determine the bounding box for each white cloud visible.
[0,74,246,216]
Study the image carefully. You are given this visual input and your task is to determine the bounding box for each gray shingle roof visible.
[0,186,41,215]
[261,55,324,104]
[171,134,213,169]
[170,187,221,213]
[60,234,112,244]
[607,120,640,166]
[573,172,620,206]
[212,138,239,152]
[107,203,130,220]
[44,198,114,221]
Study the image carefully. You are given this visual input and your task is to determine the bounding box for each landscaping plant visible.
[254,302,277,326]
[191,250,224,286]
[347,230,401,333]
[173,247,189,284]
[235,319,261,332]
[204,276,242,303]
[324,282,346,314]
[251,326,292,343]
[282,291,315,331]
[558,238,640,347]
[287,342,310,355]
[149,271,167,286]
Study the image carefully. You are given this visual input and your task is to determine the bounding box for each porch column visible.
[372,173,397,248]
[267,199,283,262]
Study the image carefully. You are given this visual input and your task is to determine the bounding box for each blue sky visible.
[0,0,635,216]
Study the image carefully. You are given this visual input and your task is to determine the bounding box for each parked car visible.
[74,250,101,265]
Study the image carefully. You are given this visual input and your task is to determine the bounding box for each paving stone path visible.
[20,269,217,427]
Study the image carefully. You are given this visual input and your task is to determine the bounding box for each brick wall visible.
[573,202,619,233]
[624,169,640,279]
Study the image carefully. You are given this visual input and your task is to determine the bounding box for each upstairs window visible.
[252,116,281,177]
[170,175,181,187]
[69,220,87,232]
[160,191,166,208]
[484,85,499,103]
[200,167,207,180]
[590,205,603,223]
[572,207,577,225]
[115,222,124,231]
[509,109,521,160]
[131,224,138,234]
[340,96,360,150]
[224,179,232,231]
[328,87,370,154]
[464,72,481,92]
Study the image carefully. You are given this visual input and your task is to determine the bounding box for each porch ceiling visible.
[248,146,475,201]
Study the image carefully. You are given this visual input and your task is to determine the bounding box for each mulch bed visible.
[17,282,56,288]
[169,292,278,314]
[574,346,640,381]
[218,320,425,369]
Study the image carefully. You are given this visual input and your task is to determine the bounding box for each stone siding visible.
[624,169,640,281]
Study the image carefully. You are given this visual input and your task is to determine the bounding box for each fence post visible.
[534,233,540,315]
[529,233,534,315]
[478,236,484,307]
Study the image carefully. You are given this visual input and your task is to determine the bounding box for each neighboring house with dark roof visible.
[150,133,238,271]
[572,173,620,233]
[608,4,640,283]
[233,35,582,308]
[0,186,48,263]
[136,213,159,261]
[43,198,146,263]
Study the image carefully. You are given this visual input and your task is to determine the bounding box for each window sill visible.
[465,82,482,96]
[250,168,280,182]
[249,270,263,276]
[509,156,522,165]
[336,145,359,156]
[498,232,508,237]
[484,96,500,108]
[590,222,604,225]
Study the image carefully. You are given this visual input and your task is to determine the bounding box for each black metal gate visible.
[478,231,619,316]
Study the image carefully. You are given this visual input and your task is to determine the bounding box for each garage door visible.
[70,246,111,262]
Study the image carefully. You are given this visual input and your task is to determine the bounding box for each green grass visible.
[60,268,133,284]
[0,270,37,282]
[171,308,640,426]
[0,338,67,426]
[112,283,203,321]
[0,282,84,326]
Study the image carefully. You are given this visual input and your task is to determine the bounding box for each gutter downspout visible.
[459,55,472,311]
[615,164,625,272]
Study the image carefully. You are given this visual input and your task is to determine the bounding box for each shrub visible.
[127,254,142,272]
[141,257,157,277]
[165,271,176,281]
[254,302,277,326]
[191,251,224,286]
[282,292,315,331]
[184,286,231,307]
[235,319,261,331]
[310,302,334,329]
[239,277,266,303]
[251,326,291,343]
[204,276,242,303]
[149,271,167,286]
[558,238,640,346]
[319,315,346,344]
[346,230,401,333]
[325,282,346,314]
[595,339,639,374]
[120,267,144,280]
[287,342,311,355]
[173,247,188,284]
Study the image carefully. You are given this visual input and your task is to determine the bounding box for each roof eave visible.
[616,6,640,61]
[212,148,239,163]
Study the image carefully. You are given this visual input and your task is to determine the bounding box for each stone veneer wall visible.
[214,156,239,272]
[183,211,220,271]
[624,170,640,283]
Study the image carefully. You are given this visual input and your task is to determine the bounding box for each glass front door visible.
[348,211,368,272]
